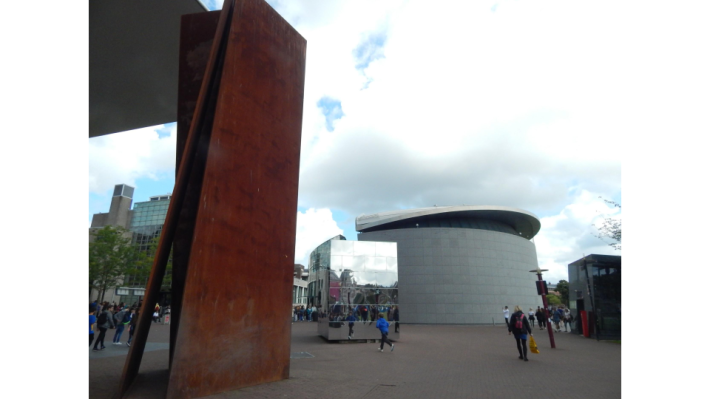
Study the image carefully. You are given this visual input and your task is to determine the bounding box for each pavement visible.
[90,321,621,399]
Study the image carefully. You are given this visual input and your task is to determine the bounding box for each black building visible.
[568,254,621,340]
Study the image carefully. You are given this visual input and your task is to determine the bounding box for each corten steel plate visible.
[166,0,306,398]
[118,3,236,397]
[172,9,221,369]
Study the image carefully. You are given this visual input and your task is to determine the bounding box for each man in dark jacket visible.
[508,305,533,361]
[535,307,546,331]
[93,305,115,351]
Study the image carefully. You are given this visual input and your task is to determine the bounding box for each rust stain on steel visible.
[166,0,306,398]
[173,9,221,369]
[117,1,237,397]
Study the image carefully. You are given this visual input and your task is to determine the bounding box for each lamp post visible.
[530,267,556,349]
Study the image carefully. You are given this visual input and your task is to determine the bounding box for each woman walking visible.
[528,308,536,328]
[563,307,572,332]
[508,305,533,361]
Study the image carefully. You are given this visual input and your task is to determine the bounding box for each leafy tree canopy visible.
[556,280,569,306]
[89,226,142,301]
[546,294,562,306]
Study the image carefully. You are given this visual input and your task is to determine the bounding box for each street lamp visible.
[529,267,556,349]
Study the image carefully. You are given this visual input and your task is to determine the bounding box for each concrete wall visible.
[359,227,543,325]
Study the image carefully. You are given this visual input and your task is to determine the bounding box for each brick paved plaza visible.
[90,321,621,398]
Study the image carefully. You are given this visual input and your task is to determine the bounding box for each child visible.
[375,313,394,352]
[345,311,357,340]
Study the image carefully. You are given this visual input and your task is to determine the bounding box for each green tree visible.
[594,197,621,250]
[126,236,173,291]
[89,226,141,301]
[556,280,570,306]
[546,294,562,306]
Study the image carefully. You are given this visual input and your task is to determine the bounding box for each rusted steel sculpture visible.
[117,1,306,398]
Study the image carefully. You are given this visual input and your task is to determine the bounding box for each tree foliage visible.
[594,197,621,250]
[556,280,570,306]
[126,236,173,291]
[89,226,142,301]
[546,294,562,306]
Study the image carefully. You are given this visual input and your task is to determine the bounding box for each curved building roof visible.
[356,205,541,239]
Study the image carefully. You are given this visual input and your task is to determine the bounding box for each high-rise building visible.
[90,184,135,231]
[89,184,171,304]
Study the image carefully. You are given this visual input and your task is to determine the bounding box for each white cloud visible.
[294,208,344,266]
[88,124,176,195]
[534,190,622,283]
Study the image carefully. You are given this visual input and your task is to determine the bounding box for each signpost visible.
[530,267,556,349]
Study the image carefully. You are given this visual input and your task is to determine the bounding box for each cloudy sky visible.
[88,0,710,283]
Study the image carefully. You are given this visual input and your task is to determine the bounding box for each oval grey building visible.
[356,205,543,325]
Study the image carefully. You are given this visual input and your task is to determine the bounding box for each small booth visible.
[308,236,400,342]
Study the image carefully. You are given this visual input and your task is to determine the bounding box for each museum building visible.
[356,205,543,325]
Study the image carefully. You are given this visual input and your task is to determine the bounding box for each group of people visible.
[504,305,573,333]
[293,305,318,322]
[89,301,140,351]
[528,305,573,333]
[504,304,575,361]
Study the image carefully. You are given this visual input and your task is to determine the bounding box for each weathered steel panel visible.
[166,0,306,397]
[118,1,241,396]
[172,9,221,369]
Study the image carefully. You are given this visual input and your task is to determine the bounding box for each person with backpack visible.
[93,305,115,351]
[112,306,131,344]
[375,313,394,352]
[508,305,533,361]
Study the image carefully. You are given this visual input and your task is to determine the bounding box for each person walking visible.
[345,311,357,340]
[112,307,129,344]
[552,306,562,332]
[90,304,97,347]
[93,305,115,351]
[393,305,400,333]
[508,305,533,361]
[503,306,510,327]
[535,307,546,330]
[563,307,572,332]
[375,313,394,352]
[127,308,139,347]
[528,308,536,328]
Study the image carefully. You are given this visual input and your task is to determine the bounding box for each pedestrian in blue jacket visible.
[345,311,357,340]
[375,313,394,352]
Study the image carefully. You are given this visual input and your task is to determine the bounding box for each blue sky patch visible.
[156,122,175,139]
[354,31,387,71]
[317,97,344,132]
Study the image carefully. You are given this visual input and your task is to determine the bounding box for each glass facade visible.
[568,255,621,340]
[125,197,172,291]
[308,236,400,340]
